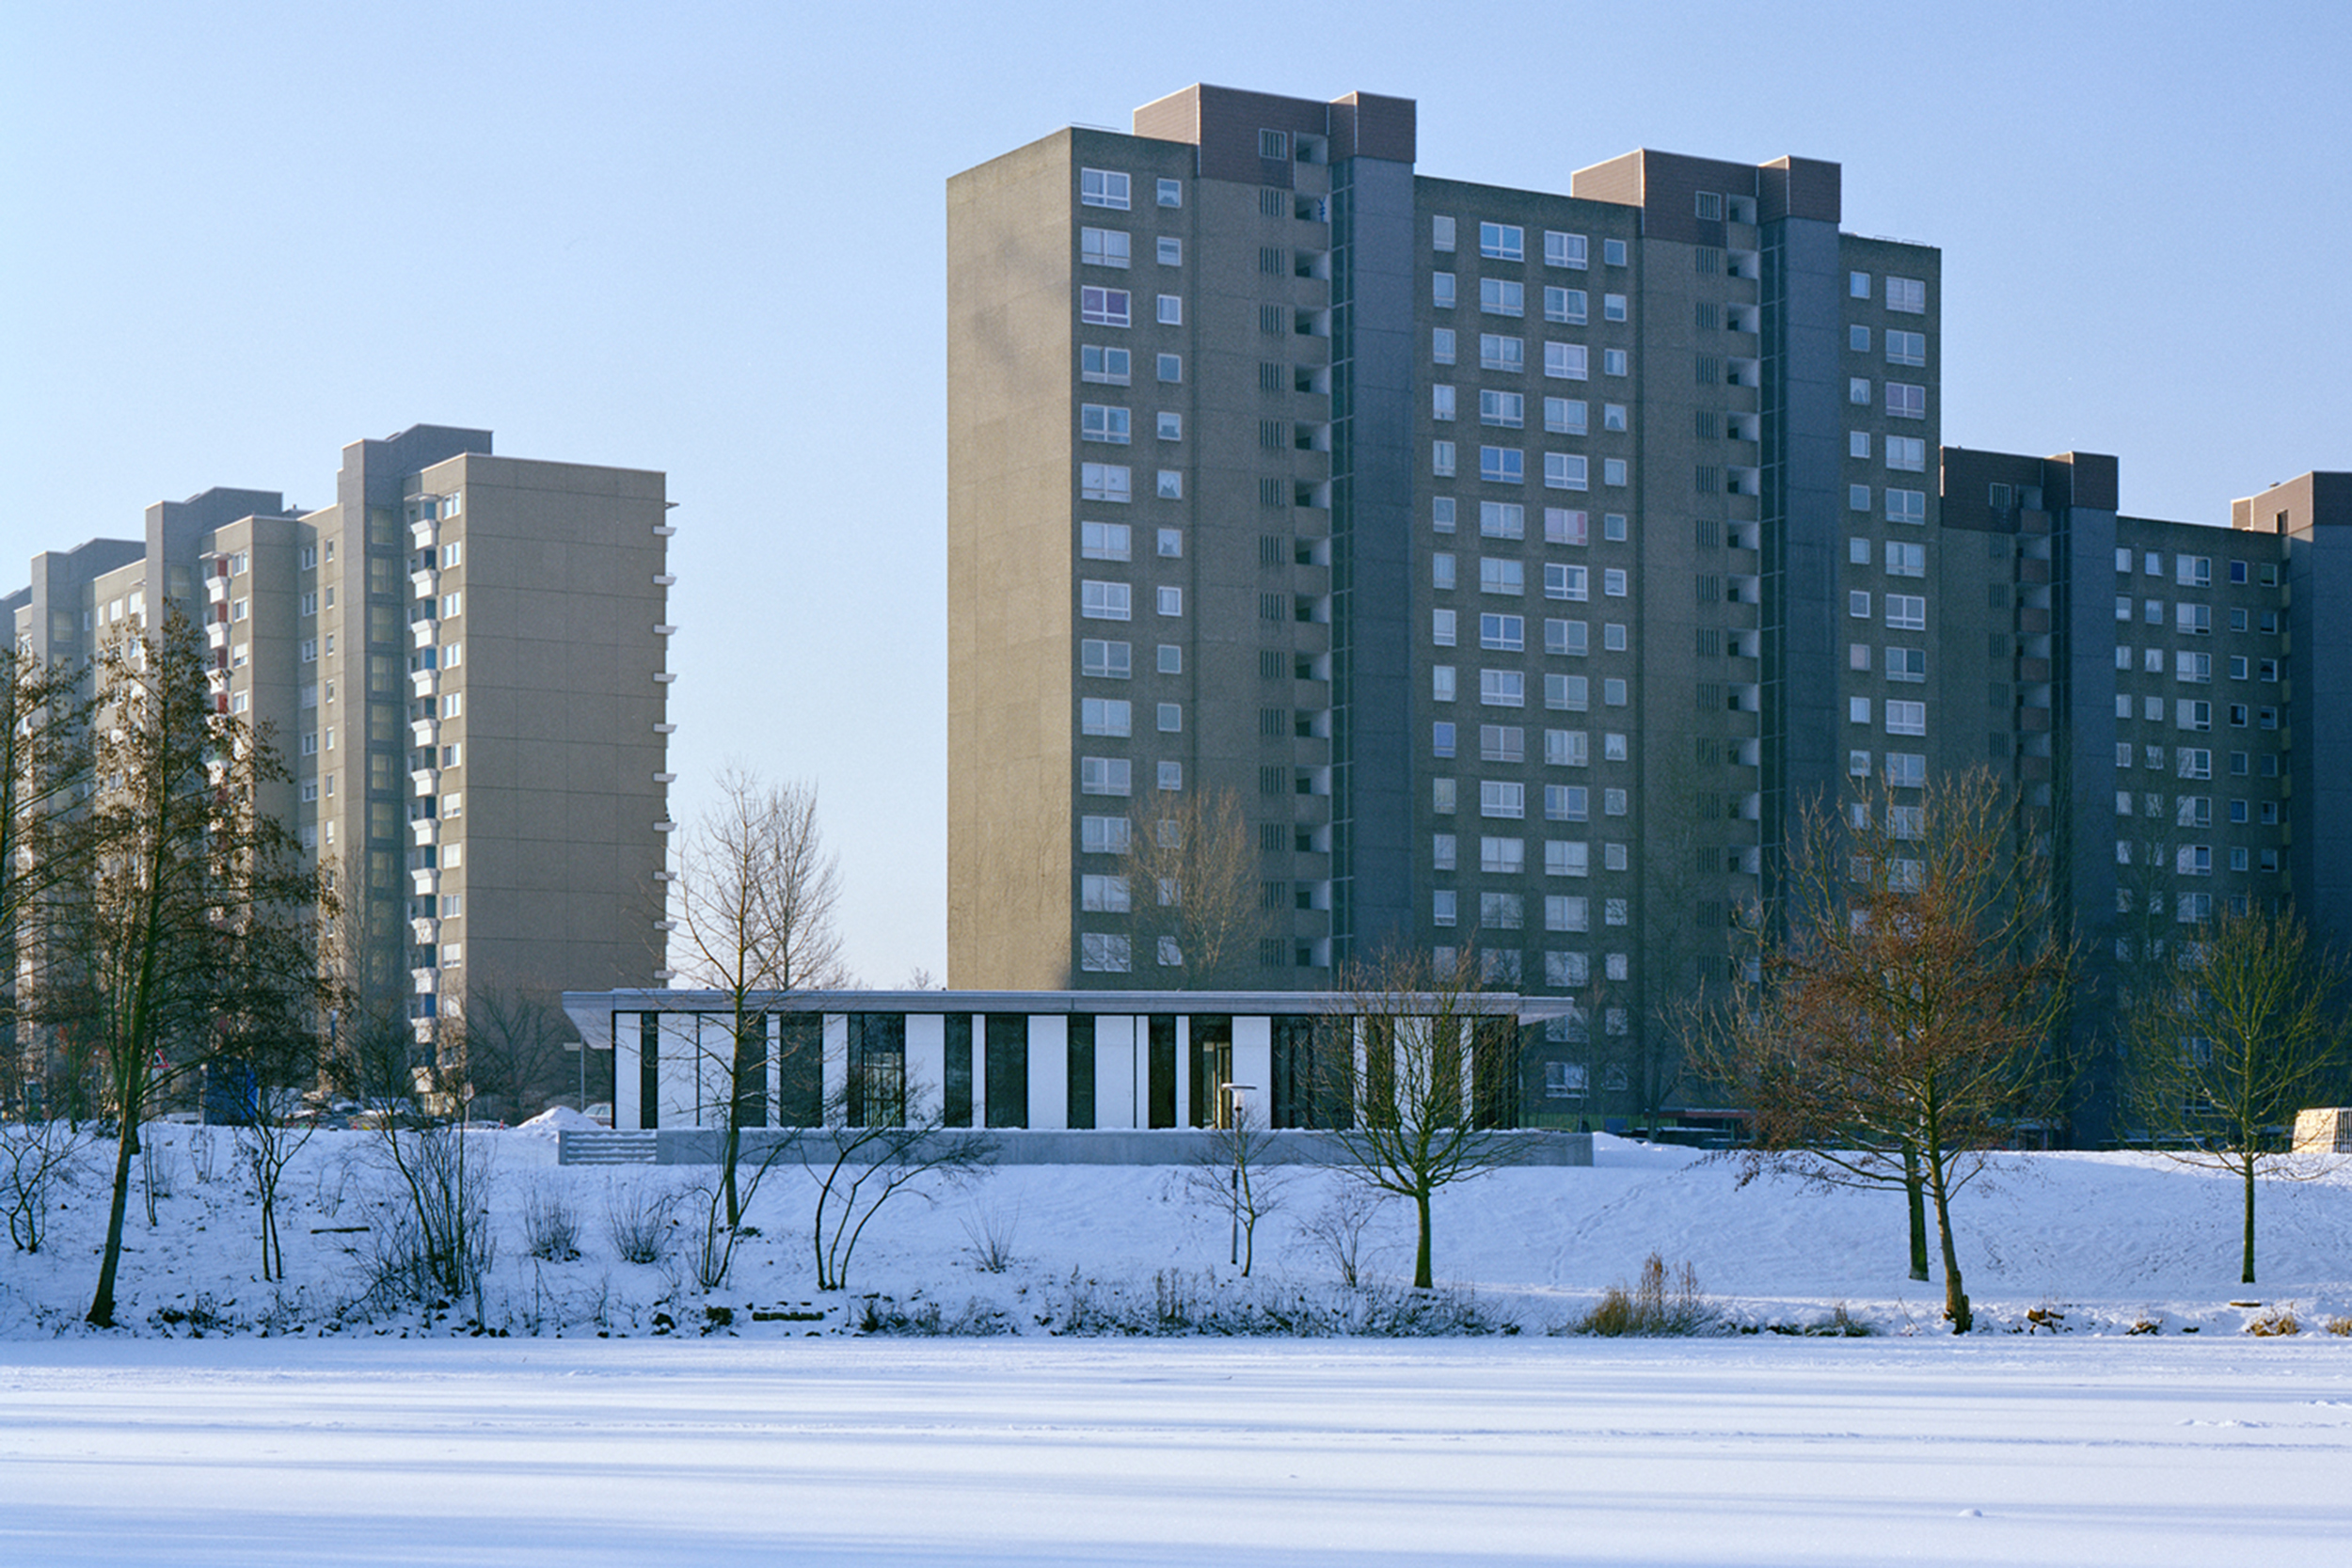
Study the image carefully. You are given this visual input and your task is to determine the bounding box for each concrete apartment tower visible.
[948,84,2349,1141]
[947,86,1939,1099]
[7,424,674,1092]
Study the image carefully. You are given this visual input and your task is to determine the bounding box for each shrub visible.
[2246,1307,2300,1337]
[523,1185,581,1262]
[961,1202,1020,1274]
[1573,1252,1716,1337]
[2323,1315,2351,1337]
[605,1183,678,1266]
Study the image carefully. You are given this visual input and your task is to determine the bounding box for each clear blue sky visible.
[5,1,2346,984]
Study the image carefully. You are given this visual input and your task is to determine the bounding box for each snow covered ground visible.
[4,1338,2348,1565]
[3,1124,2348,1563]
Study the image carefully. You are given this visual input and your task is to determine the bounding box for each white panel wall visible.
[613,1013,640,1129]
[904,1013,946,1121]
[1173,1015,1191,1128]
[1232,1016,1272,1126]
[658,1014,700,1129]
[967,1015,987,1129]
[1026,1015,1068,1130]
[1094,1015,1138,1129]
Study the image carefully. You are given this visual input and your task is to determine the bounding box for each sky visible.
[4,0,2347,985]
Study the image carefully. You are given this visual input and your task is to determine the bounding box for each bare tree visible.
[804,1075,993,1291]
[2121,906,2350,1283]
[675,767,845,1227]
[1691,768,2074,1333]
[1122,786,1267,987]
[33,612,331,1327]
[1183,1099,1290,1275]
[455,985,574,1123]
[1318,943,1526,1290]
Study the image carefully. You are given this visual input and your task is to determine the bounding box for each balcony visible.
[409,817,437,848]
[2017,607,2051,636]
[410,867,437,897]
[410,718,437,750]
[206,577,230,605]
[410,768,437,798]
[407,668,437,700]
[410,620,437,650]
[409,568,437,601]
[409,518,437,551]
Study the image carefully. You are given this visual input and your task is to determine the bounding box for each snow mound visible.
[512,1105,605,1137]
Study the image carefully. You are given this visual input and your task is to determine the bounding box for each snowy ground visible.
[4,1123,2349,1563]
[5,1120,2348,1339]
[4,1338,2349,1565]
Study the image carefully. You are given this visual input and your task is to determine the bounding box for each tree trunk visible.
[2240,1153,2257,1285]
[87,1117,137,1326]
[1903,1143,1930,1282]
[1412,1187,1434,1290]
[1925,1157,1970,1333]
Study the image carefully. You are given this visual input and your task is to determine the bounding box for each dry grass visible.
[1573,1252,1715,1337]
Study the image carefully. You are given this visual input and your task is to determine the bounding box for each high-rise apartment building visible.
[948,85,1940,1100]
[7,424,673,1071]
[948,85,2349,1142]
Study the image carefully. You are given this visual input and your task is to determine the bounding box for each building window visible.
[1156,294,1182,325]
[1480,390,1525,428]
[1080,757,1132,797]
[1080,168,1130,209]
[1602,458,1628,487]
[1885,701,1926,736]
[1080,286,1131,326]
[1080,227,1130,267]
[1157,236,1181,265]
[1433,608,1457,646]
[1080,933,1132,973]
[1480,669,1526,707]
[1080,520,1131,561]
[1080,404,1131,445]
[1433,721,1457,757]
[1885,647,1926,683]
[1480,558,1525,595]
[1432,214,1456,251]
[1156,470,1183,499]
[1157,644,1180,673]
[1481,782,1526,819]
[1433,384,1456,420]
[1545,398,1586,436]
[1080,639,1131,678]
[1480,612,1525,652]
[1479,222,1524,261]
[1544,341,1588,381]
[1885,594,1926,629]
[1480,278,1525,317]
[1431,440,1457,478]
[1886,436,1927,473]
[1432,272,1456,309]
[1433,552,1456,590]
[1081,344,1131,385]
[1080,816,1132,855]
[1884,329,1926,366]
[1480,447,1524,484]
[1884,543,1926,578]
[1546,230,1588,269]
[1080,697,1131,736]
[1546,453,1588,491]
[1602,349,1628,376]
[1156,177,1182,208]
[1156,585,1182,617]
[1080,464,1131,503]
[1545,287,1587,325]
[1885,488,1927,525]
[1547,563,1588,601]
[1483,836,1527,874]
[1885,276,1926,313]
[1885,382,1926,420]
[1079,579,1131,620]
[1602,238,1628,266]
[1481,334,1525,372]
[1155,353,1182,383]
[1157,703,1182,734]
[1480,501,1525,539]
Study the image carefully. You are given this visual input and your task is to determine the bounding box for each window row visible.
[1079,405,1184,445]
[1431,444,1629,488]
[1848,379,1928,419]
[1849,272,1927,313]
[1847,433,1930,471]
[1431,556,1633,601]
[1078,464,1188,503]
[1078,578,1186,620]
[1078,640,1185,679]
[1431,611,1627,657]
[1079,227,1184,269]
[1848,698,1928,736]
[1848,484,1929,520]
[1080,168,1183,212]
[1435,219,1625,272]
[1079,345,1184,386]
